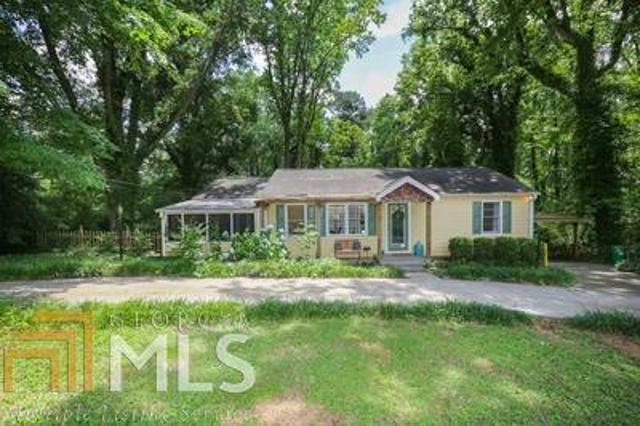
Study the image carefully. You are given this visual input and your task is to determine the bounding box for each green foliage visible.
[128,229,153,257]
[494,237,522,265]
[252,0,383,166]
[450,237,539,267]
[245,300,530,326]
[321,119,371,167]
[231,229,288,261]
[444,262,576,287]
[174,226,209,262]
[517,238,539,266]
[567,311,640,338]
[473,238,495,263]
[295,225,319,258]
[449,237,473,262]
[0,254,401,281]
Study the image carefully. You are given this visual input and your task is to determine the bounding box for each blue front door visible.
[387,203,408,251]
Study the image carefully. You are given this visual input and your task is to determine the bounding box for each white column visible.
[160,212,167,256]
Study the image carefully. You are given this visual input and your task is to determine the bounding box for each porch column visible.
[160,212,167,256]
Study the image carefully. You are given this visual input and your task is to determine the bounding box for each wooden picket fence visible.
[35,227,162,253]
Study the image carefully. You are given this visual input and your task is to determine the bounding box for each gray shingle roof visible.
[258,167,533,199]
[157,177,267,212]
[158,168,533,211]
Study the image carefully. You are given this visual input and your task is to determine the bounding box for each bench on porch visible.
[334,239,366,260]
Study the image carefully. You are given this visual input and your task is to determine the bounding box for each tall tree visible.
[330,90,368,126]
[508,0,639,250]
[2,0,246,226]
[252,0,383,168]
[398,0,526,176]
[166,72,275,194]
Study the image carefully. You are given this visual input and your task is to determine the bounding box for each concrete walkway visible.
[1,264,640,318]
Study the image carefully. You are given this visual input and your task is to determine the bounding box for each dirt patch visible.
[532,320,563,337]
[359,341,391,364]
[228,394,344,426]
[600,335,640,359]
[470,357,494,373]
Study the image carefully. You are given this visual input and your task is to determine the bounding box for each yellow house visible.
[156,168,536,258]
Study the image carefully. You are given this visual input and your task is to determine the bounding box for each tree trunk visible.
[573,45,622,252]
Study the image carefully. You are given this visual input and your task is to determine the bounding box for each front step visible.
[380,255,427,273]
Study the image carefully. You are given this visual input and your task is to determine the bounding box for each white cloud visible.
[371,0,411,38]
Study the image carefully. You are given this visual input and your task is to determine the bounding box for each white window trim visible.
[325,202,368,236]
[284,203,307,236]
[480,201,503,235]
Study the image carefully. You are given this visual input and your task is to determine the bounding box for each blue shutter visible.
[502,201,512,234]
[368,203,376,235]
[276,204,285,234]
[472,202,482,235]
[318,205,326,236]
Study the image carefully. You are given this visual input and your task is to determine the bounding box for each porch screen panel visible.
[168,215,182,241]
[208,213,231,241]
[233,213,255,234]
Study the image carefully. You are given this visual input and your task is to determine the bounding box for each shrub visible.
[231,229,288,261]
[518,238,539,266]
[473,238,495,262]
[128,229,152,256]
[444,262,576,286]
[494,237,521,265]
[449,237,473,262]
[567,311,640,337]
[174,225,208,262]
[97,233,118,253]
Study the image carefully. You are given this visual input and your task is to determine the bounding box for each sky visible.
[337,0,412,107]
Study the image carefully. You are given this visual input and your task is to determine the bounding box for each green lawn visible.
[0,253,403,281]
[439,261,576,286]
[1,301,639,424]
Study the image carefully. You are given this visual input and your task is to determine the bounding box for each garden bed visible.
[438,261,576,286]
[0,253,404,281]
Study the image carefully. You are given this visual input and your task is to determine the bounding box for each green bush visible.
[494,237,521,265]
[473,238,495,262]
[567,311,640,337]
[518,238,539,266]
[449,237,473,262]
[444,262,576,286]
[231,229,288,261]
[129,229,152,256]
[0,254,402,281]
[173,225,208,261]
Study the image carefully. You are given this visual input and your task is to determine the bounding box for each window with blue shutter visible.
[502,201,512,234]
[368,203,376,235]
[317,205,326,236]
[472,202,482,234]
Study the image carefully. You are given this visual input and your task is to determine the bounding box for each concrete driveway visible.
[1,263,640,318]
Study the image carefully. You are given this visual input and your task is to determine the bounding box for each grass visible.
[0,253,404,281]
[0,300,638,424]
[440,261,576,286]
[567,311,640,337]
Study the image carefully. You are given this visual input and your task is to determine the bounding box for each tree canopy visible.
[0,0,638,255]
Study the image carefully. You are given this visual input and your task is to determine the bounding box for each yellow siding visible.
[430,195,533,257]
[409,202,427,253]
